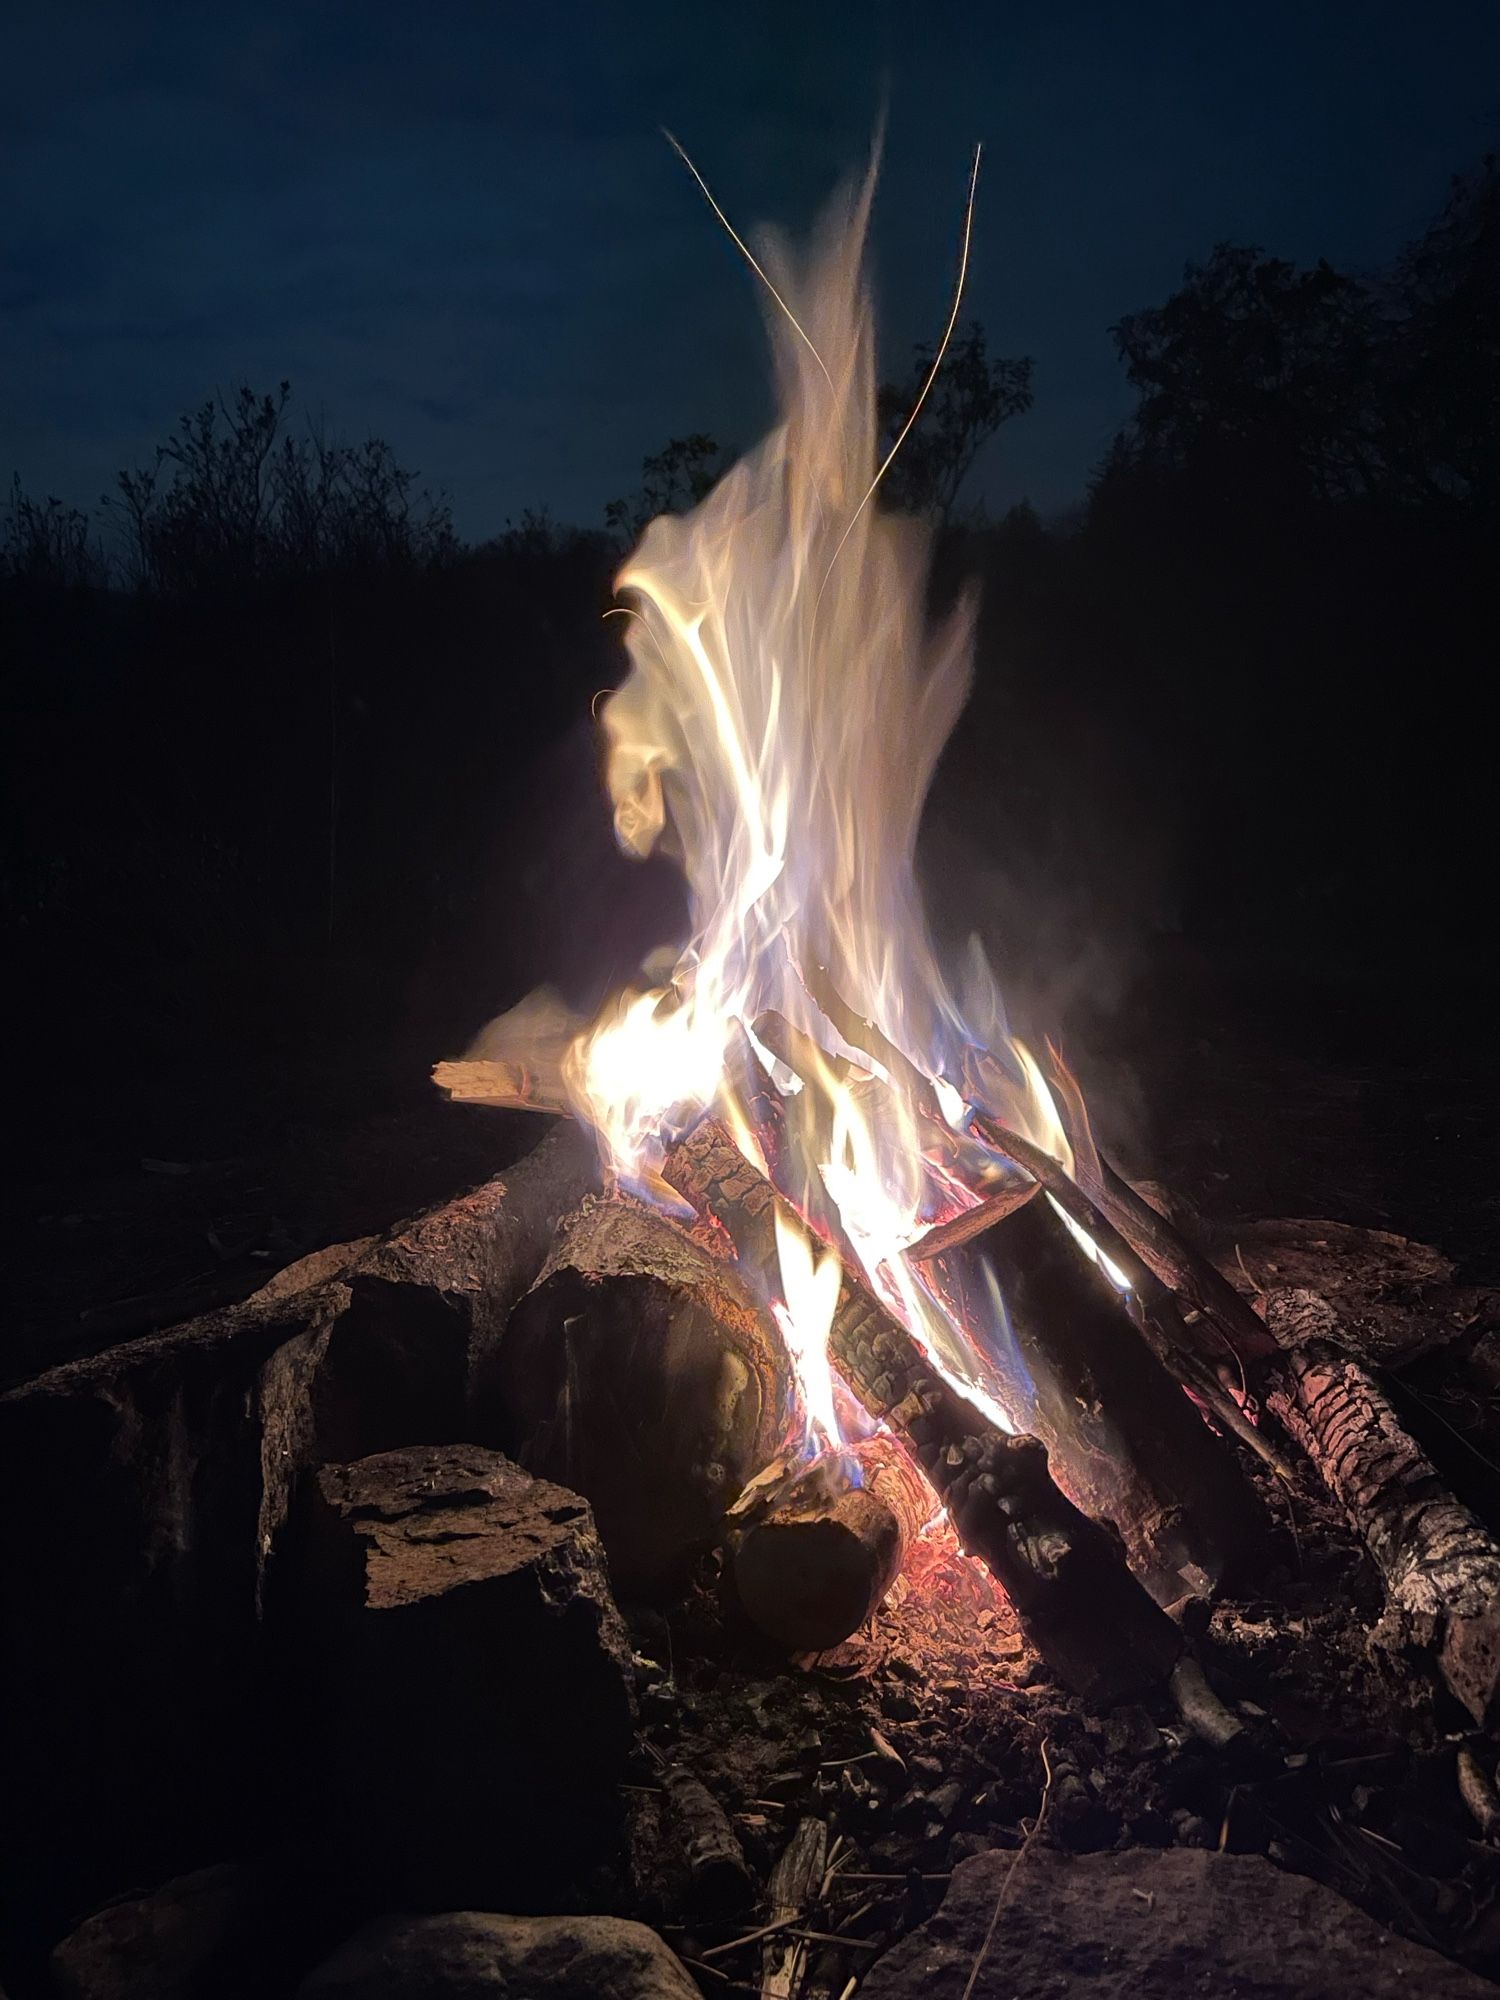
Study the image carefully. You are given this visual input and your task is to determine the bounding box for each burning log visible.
[1267,1338,1500,1725]
[661,1119,1183,1703]
[954,1105,1292,1479]
[1090,1151,1282,1367]
[970,1194,1271,1603]
[485,1194,790,1597]
[729,1458,905,1652]
[781,987,1285,1473]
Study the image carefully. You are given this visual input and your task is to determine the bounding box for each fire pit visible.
[3,155,1499,2000]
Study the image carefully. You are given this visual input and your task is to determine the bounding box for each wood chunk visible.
[662,1765,756,1915]
[970,1195,1271,1603]
[762,1817,828,2000]
[487,1196,789,1597]
[732,1464,904,1650]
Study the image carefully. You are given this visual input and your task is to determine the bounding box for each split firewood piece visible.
[799,961,945,1123]
[431,1057,568,1115]
[661,1120,1183,1703]
[762,1817,828,2000]
[1267,1338,1500,1726]
[730,1459,904,1651]
[968,1193,1272,1603]
[904,1178,1040,1259]
[662,1763,756,1915]
[962,1045,1279,1371]
[485,1196,790,1598]
[961,1107,1291,1479]
[785,981,1282,1463]
[832,1295,1185,1706]
[1093,1152,1282,1365]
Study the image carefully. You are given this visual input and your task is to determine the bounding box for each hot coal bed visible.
[5,169,1500,2000]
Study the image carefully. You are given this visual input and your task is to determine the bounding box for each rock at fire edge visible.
[859,1846,1494,1999]
[300,1443,635,1907]
[50,1863,293,2000]
[299,1912,699,1998]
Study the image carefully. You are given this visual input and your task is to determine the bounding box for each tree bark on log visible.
[480,1195,789,1597]
[1267,1338,1500,1725]
[661,1119,1183,1703]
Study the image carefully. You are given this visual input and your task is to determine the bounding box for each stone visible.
[859,1847,1494,1998]
[0,1125,597,1971]
[49,1861,321,2000]
[298,1444,635,1907]
[299,1912,699,1998]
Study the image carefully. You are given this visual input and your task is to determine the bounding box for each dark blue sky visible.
[5,1,1496,537]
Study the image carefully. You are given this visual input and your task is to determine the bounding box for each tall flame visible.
[542,157,1070,1449]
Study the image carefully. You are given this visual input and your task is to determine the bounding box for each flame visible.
[487,155,1091,1457]
[771,1207,843,1451]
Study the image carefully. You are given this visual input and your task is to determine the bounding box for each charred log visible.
[661,1765,756,1915]
[960,1107,1290,1478]
[730,1460,905,1651]
[967,1195,1271,1603]
[661,1119,1183,1702]
[1268,1338,1500,1726]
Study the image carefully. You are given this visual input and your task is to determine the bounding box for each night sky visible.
[5,1,1497,538]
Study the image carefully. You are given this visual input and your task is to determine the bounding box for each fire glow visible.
[481,151,1094,1464]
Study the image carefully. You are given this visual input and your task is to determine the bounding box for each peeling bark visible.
[1269,1337,1500,1724]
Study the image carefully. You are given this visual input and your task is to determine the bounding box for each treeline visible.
[5,154,1494,1157]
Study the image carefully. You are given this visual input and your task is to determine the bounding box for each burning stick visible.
[962,1193,1271,1601]
[662,1119,1183,1703]
[953,1103,1292,1479]
[432,1058,567,1115]
[779,974,1286,1474]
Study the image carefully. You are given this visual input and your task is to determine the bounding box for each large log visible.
[961,1108,1291,1477]
[481,1195,790,1597]
[1267,1337,1500,1725]
[660,1119,1183,1702]
[730,1458,905,1651]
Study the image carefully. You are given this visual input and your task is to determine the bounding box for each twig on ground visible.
[960,1737,1055,2000]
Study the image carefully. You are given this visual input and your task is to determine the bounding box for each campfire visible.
[5,149,1498,2000]
[430,157,1492,1729]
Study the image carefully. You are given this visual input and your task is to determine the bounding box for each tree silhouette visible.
[605,433,726,544]
[106,384,457,594]
[877,322,1033,522]
[1107,158,1498,518]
